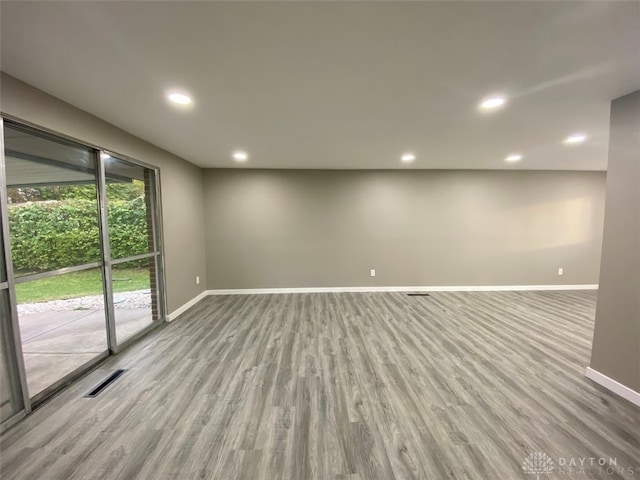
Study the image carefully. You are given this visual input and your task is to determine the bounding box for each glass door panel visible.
[1,127,26,425]
[3,123,108,398]
[105,154,163,345]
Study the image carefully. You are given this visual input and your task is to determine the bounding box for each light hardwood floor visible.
[1,291,639,479]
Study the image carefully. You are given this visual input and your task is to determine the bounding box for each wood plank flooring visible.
[1,291,639,479]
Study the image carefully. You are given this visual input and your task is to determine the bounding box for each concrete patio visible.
[19,306,154,396]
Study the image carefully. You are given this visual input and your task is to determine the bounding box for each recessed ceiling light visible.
[505,154,523,162]
[564,134,587,144]
[233,150,248,162]
[479,96,507,111]
[401,153,416,163]
[167,92,192,105]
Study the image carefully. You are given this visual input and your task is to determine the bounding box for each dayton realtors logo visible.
[522,452,555,479]
[522,452,639,478]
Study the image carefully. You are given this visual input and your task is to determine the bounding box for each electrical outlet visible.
[196,276,200,285]
[558,268,563,276]
[370,269,376,277]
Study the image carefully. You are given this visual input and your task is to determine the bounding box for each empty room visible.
[0,1,639,479]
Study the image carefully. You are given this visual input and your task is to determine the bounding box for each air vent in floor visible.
[407,293,430,297]
[84,369,127,398]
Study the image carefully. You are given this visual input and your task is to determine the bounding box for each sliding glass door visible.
[0,118,165,427]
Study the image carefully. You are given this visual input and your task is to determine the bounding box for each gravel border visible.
[17,290,152,315]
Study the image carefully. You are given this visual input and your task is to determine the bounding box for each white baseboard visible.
[207,284,598,295]
[168,285,597,320]
[166,290,208,322]
[585,367,640,408]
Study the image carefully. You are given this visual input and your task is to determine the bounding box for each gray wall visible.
[204,169,606,289]
[590,90,640,392]
[0,73,207,314]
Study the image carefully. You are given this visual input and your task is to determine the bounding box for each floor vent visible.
[407,293,430,297]
[84,369,127,398]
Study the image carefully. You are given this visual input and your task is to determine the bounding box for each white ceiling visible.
[1,1,639,170]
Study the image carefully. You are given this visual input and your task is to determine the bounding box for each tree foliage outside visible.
[7,181,144,204]
[8,181,150,273]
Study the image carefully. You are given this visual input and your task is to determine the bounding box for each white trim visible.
[166,290,208,322]
[168,285,598,320]
[585,367,640,408]
[207,284,598,295]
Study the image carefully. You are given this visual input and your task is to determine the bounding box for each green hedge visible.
[8,198,149,273]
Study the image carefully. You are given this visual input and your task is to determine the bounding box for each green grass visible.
[15,268,151,304]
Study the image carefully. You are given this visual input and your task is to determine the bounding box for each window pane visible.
[105,156,157,259]
[113,257,160,344]
[15,268,108,397]
[4,124,100,276]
